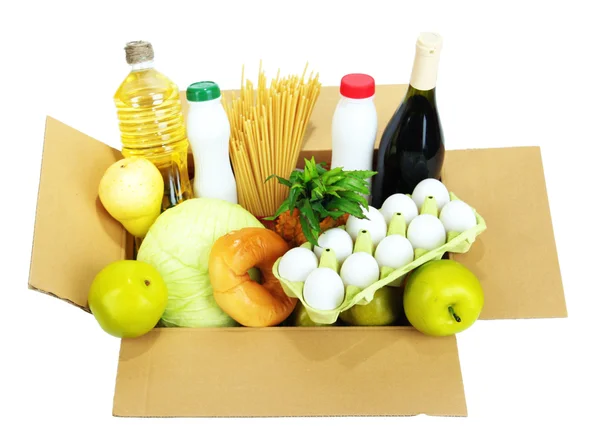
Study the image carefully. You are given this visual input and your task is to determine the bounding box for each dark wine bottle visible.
[371,33,445,208]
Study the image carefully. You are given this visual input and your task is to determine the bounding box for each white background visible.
[2,0,599,446]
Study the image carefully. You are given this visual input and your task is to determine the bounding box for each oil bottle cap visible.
[186,81,222,102]
[124,41,154,65]
[339,74,375,99]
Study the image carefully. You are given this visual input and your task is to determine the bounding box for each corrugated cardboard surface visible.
[113,327,466,417]
[28,117,126,310]
[28,84,566,418]
[443,146,567,319]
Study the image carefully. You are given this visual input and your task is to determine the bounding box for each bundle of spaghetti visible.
[222,62,321,217]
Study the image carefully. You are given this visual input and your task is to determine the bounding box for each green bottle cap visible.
[186,81,221,102]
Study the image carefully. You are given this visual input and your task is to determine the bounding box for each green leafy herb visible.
[265,157,377,246]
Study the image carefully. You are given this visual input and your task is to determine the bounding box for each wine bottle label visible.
[409,32,443,91]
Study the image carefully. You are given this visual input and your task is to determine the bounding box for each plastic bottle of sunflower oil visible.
[114,40,193,211]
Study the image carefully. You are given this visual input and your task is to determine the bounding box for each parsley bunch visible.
[265,157,377,246]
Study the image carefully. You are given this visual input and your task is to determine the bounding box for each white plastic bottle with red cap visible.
[330,74,378,198]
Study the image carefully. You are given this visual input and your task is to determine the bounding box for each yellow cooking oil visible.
[114,41,193,211]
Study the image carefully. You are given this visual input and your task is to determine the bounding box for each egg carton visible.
[272,192,487,325]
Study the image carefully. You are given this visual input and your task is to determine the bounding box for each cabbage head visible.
[137,198,264,328]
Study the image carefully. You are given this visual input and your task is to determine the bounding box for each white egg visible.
[339,252,381,289]
[406,214,447,251]
[313,228,354,264]
[345,206,387,246]
[380,194,419,226]
[278,247,318,282]
[374,235,415,269]
[411,178,450,211]
[303,268,345,311]
[439,200,477,233]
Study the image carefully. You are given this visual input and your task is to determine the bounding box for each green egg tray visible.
[272,192,487,325]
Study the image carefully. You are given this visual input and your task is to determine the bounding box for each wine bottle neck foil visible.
[409,32,443,91]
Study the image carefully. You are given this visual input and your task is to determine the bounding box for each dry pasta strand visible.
[222,63,321,217]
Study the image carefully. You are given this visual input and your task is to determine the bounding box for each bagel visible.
[208,227,297,327]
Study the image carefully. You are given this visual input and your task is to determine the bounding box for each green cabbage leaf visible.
[137,198,263,327]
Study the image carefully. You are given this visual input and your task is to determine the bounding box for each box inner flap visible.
[113,327,467,417]
[28,117,126,310]
[444,146,567,319]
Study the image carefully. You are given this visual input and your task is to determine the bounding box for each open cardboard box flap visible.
[28,84,566,418]
[29,116,126,311]
[114,326,466,417]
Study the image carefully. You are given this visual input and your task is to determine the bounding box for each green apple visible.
[403,259,484,336]
[340,286,403,326]
[88,260,168,338]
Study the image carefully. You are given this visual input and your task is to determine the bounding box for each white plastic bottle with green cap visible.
[186,81,238,204]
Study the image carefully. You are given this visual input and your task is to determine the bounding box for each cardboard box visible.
[28,84,567,417]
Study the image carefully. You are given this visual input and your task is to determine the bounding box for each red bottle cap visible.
[340,74,375,99]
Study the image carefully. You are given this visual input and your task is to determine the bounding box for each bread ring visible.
[208,227,297,327]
